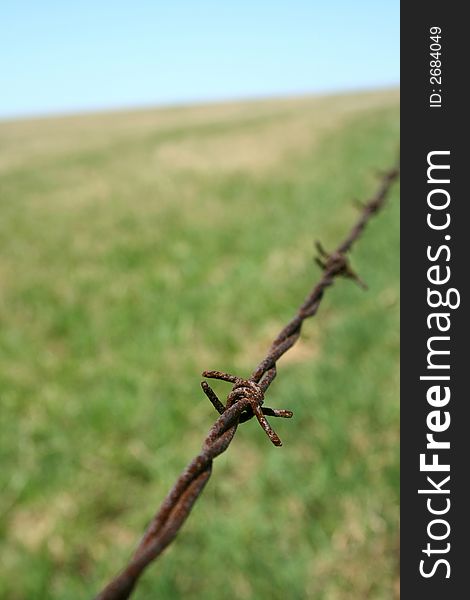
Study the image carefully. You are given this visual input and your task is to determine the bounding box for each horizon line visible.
[0,82,399,124]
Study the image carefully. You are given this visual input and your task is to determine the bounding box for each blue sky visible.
[1,1,399,119]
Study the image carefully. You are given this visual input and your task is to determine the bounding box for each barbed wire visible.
[95,163,400,599]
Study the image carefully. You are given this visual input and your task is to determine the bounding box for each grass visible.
[0,89,399,599]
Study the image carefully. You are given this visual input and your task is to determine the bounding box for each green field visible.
[0,89,399,599]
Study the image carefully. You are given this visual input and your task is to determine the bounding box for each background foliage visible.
[0,89,399,599]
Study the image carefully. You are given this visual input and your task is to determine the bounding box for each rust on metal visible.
[95,163,399,600]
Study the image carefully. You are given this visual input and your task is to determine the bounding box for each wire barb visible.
[95,161,399,600]
[201,371,291,446]
[315,241,367,289]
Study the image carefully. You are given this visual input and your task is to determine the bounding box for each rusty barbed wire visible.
[96,163,399,599]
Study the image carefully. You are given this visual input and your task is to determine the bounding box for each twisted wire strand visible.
[96,163,399,600]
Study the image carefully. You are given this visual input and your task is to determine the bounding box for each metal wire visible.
[95,163,399,599]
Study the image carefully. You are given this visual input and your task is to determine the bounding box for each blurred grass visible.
[0,89,399,599]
